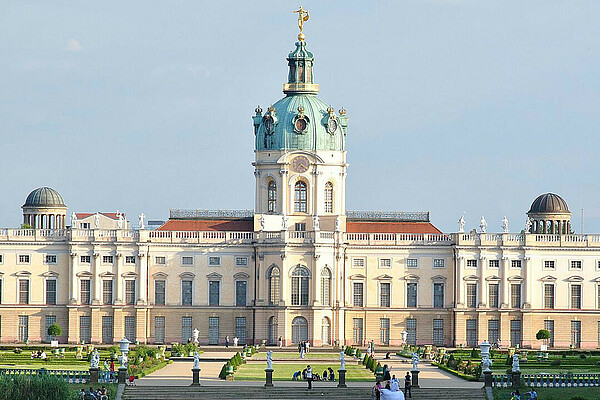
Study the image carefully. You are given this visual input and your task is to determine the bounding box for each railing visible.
[491,374,511,388]
[493,373,600,388]
[0,368,92,383]
[147,230,254,244]
[344,232,452,246]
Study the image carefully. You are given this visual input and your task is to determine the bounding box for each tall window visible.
[353,282,364,307]
[155,280,166,305]
[488,320,499,345]
[292,316,308,343]
[236,317,247,344]
[466,283,477,308]
[102,316,114,344]
[209,317,219,344]
[407,283,417,307]
[80,280,91,305]
[182,316,192,343]
[80,316,91,343]
[380,282,391,307]
[267,181,277,213]
[324,182,333,213]
[291,266,309,306]
[466,319,477,347]
[19,279,29,304]
[488,284,499,308]
[571,284,582,309]
[510,320,522,347]
[353,318,363,345]
[544,284,555,309]
[181,280,192,306]
[125,280,136,305]
[571,321,581,348]
[209,281,220,306]
[154,316,165,344]
[268,316,277,345]
[124,316,136,343]
[46,280,57,305]
[268,266,280,305]
[510,284,521,308]
[320,269,331,306]
[433,283,444,308]
[433,319,444,346]
[45,315,56,342]
[544,320,554,347]
[18,315,28,342]
[235,281,247,306]
[406,318,417,345]
[103,280,113,305]
[294,181,307,213]
[380,318,390,345]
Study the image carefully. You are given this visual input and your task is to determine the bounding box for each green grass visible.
[0,349,114,371]
[234,362,375,382]
[251,352,343,360]
[71,383,117,399]
[494,387,600,400]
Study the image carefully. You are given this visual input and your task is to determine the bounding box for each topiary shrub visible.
[580,353,587,359]
[470,348,480,359]
[550,359,561,366]
[47,323,62,339]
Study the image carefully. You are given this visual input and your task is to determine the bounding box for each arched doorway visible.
[268,316,278,345]
[321,317,330,345]
[292,316,308,343]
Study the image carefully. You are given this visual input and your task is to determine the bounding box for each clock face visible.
[295,118,307,133]
[291,156,310,173]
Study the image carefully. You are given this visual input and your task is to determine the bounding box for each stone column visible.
[191,368,201,386]
[89,367,99,383]
[337,369,347,388]
[264,368,274,387]
[523,257,531,308]
[115,253,123,304]
[501,257,509,308]
[92,253,101,305]
[411,370,420,388]
[455,256,464,307]
[70,253,78,304]
[137,252,147,305]
[479,256,487,307]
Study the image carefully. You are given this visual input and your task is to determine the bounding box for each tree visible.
[21,224,32,229]
[536,329,551,348]
[47,323,62,339]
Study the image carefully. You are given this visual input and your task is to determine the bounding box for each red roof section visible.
[346,221,442,234]
[158,219,253,232]
[76,212,121,220]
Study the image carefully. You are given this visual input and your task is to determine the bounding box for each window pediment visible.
[98,272,114,278]
[153,272,168,279]
[376,274,393,281]
[15,271,31,277]
[507,275,524,282]
[541,275,557,282]
[121,271,138,278]
[179,272,195,279]
[41,271,59,277]
[77,271,93,277]
[431,275,447,282]
[485,275,501,282]
[349,274,366,280]
[404,274,420,281]
[206,272,222,280]
[567,276,584,282]
[463,275,479,281]
[234,272,250,280]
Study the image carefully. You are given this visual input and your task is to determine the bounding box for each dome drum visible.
[527,193,572,234]
[21,187,67,230]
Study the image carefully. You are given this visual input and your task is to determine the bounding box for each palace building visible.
[1,25,600,350]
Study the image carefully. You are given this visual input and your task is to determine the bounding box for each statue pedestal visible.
[483,370,492,387]
[411,370,420,388]
[337,369,347,388]
[264,368,274,387]
[191,368,201,386]
[89,367,99,384]
[117,367,127,384]
[511,371,521,388]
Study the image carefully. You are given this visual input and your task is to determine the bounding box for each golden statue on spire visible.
[292,6,309,41]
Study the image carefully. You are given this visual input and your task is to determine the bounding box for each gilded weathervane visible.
[292,6,310,41]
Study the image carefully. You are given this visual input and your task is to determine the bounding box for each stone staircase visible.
[123,386,487,400]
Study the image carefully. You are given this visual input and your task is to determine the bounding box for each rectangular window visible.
[18,254,30,264]
[466,319,477,347]
[0,254,3,264]
[488,260,499,268]
[80,280,91,305]
[380,283,391,307]
[353,318,363,345]
[155,280,166,305]
[488,320,499,345]
[0,280,2,304]
[511,260,522,269]
[46,280,57,305]
[102,316,113,344]
[353,282,364,307]
[489,283,499,308]
[124,316,136,343]
[352,258,365,268]
[433,259,445,268]
[208,256,221,266]
[209,281,220,306]
[433,318,444,346]
[80,255,91,264]
[571,321,581,348]
[125,280,136,305]
[466,283,477,308]
[511,284,521,308]
[181,280,192,306]
[510,320,522,347]
[18,315,29,342]
[544,320,554,347]
[155,256,166,265]
[102,255,114,264]
[571,285,582,309]
[79,316,91,343]
[181,256,194,266]
[19,279,29,304]
[380,258,392,268]
[154,316,165,344]
[103,280,113,305]
[407,283,418,307]
[236,317,247,344]
[321,274,330,306]
[45,254,57,264]
[209,317,219,345]
[235,281,247,306]
[380,318,390,345]
[80,222,90,229]
[182,316,192,343]
[544,284,555,309]
[406,258,417,268]
[235,257,248,266]
[406,318,417,345]
[571,260,582,270]
[467,259,478,268]
[433,283,444,308]
[544,260,555,270]
[125,256,136,264]
[45,315,56,342]
[294,223,306,231]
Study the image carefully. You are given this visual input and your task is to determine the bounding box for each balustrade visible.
[492,373,600,388]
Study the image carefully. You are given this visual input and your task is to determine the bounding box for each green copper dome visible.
[253,39,348,152]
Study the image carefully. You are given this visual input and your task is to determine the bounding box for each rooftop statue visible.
[502,216,509,233]
[458,215,465,233]
[292,6,310,38]
[480,216,487,233]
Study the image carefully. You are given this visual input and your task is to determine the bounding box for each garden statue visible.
[71,212,78,228]
[266,350,273,370]
[340,350,346,370]
[117,211,123,229]
[193,351,200,369]
[313,215,320,231]
[94,213,100,229]
[480,216,487,233]
[458,215,465,233]
[282,215,289,230]
[482,355,492,372]
[119,352,128,369]
[502,216,509,233]
[525,217,533,233]
[411,353,419,371]
[512,354,520,372]
[138,213,145,229]
[90,349,100,369]
[192,328,199,344]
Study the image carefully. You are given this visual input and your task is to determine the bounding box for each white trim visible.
[124,255,136,265]
[154,256,167,266]
[44,277,58,305]
[208,256,222,267]
[378,281,392,307]
[17,254,31,265]
[487,259,500,269]
[44,254,58,265]
[542,282,555,309]
[405,258,417,268]
[180,278,194,306]
[406,281,418,307]
[101,255,114,265]
[543,259,557,270]
[16,277,30,305]
[154,278,167,306]
[181,255,194,266]
[433,258,446,268]
[351,257,366,268]
[235,257,249,267]
[569,259,583,271]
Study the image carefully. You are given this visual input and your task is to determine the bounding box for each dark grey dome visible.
[23,187,66,208]
[528,193,570,214]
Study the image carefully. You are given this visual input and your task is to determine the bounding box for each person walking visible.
[306,365,313,389]
[278,336,283,348]
[404,371,412,398]
[225,335,230,348]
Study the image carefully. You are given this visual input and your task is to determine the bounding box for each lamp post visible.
[480,340,492,387]
[118,338,130,384]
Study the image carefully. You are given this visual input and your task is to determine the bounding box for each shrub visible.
[0,374,76,400]
[47,323,62,338]
[470,348,480,359]
[536,329,551,341]
[580,353,587,359]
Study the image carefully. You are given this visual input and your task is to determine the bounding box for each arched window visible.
[267,181,277,213]
[294,181,307,213]
[291,266,310,306]
[324,182,333,213]
[268,316,278,345]
[268,266,280,306]
[321,268,331,306]
[321,317,331,345]
[292,316,308,343]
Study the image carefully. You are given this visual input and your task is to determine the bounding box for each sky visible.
[1,0,599,233]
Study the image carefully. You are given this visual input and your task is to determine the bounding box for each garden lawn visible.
[234,362,375,382]
[0,349,113,371]
[494,387,600,400]
[251,352,342,360]
[71,383,117,399]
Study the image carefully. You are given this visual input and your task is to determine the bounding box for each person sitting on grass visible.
[78,389,86,400]
[510,389,521,400]
[328,367,335,381]
[40,350,47,359]
[322,369,328,380]
[292,370,301,381]
[527,389,537,400]
[86,386,99,400]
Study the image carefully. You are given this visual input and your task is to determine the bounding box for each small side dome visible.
[528,193,570,214]
[23,187,66,208]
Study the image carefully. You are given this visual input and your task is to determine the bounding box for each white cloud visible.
[66,39,82,52]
